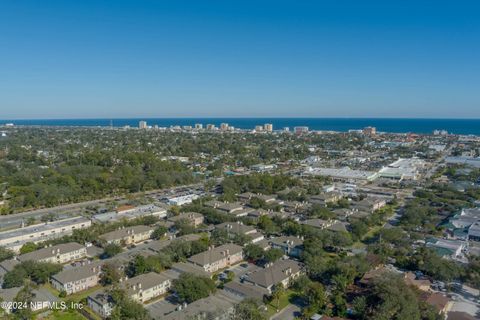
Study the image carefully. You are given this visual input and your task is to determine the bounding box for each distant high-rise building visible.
[195,123,203,129]
[264,123,273,132]
[362,126,376,136]
[294,126,309,134]
[283,127,290,132]
[255,125,264,132]
[206,124,216,130]
[220,123,229,131]
[139,121,147,129]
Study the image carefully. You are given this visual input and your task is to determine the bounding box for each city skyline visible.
[1,1,479,119]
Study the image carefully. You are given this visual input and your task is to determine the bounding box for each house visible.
[206,201,245,213]
[269,236,304,258]
[243,259,303,293]
[187,244,243,273]
[309,192,343,206]
[420,292,452,315]
[223,280,268,302]
[160,292,238,320]
[404,272,431,292]
[99,225,154,246]
[17,242,86,264]
[0,259,20,273]
[214,222,264,243]
[300,219,335,230]
[122,272,173,303]
[51,261,103,295]
[247,209,270,222]
[426,238,466,260]
[87,290,114,318]
[168,212,204,227]
[354,197,387,213]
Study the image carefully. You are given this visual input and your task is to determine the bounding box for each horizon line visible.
[2,116,480,121]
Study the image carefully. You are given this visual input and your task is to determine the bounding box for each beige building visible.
[51,261,103,295]
[243,259,303,293]
[168,212,204,227]
[0,216,91,253]
[123,272,173,303]
[17,242,86,264]
[188,244,243,273]
[99,225,154,246]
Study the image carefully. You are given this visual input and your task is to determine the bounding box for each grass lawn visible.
[40,310,86,320]
[265,289,297,317]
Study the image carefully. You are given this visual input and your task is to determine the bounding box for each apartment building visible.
[187,244,243,273]
[17,242,86,264]
[167,212,204,227]
[123,272,173,303]
[243,259,303,293]
[51,261,103,295]
[99,225,154,246]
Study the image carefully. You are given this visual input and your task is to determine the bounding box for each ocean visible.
[1,118,480,135]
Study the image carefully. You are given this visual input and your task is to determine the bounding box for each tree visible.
[302,282,326,311]
[100,263,122,285]
[233,299,268,320]
[2,261,62,288]
[12,281,35,320]
[0,247,14,263]
[359,272,424,320]
[151,225,168,240]
[271,283,285,312]
[264,248,283,263]
[19,242,38,254]
[172,273,216,303]
[244,243,264,261]
[109,287,149,320]
[102,243,122,258]
[126,255,165,277]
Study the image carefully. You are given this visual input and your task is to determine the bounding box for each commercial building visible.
[139,120,147,129]
[378,158,425,181]
[294,126,309,134]
[92,204,167,223]
[304,167,378,183]
[166,194,199,206]
[0,216,91,253]
[17,242,86,264]
[99,225,154,246]
[187,244,243,273]
[264,123,273,132]
[445,156,480,168]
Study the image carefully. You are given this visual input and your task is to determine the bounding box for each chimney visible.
[138,283,142,289]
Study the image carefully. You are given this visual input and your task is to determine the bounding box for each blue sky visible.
[0,1,479,119]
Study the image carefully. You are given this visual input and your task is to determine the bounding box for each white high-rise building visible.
[264,123,273,132]
[195,123,203,129]
[139,121,147,129]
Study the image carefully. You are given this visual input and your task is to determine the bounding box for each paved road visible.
[270,303,302,320]
[0,182,208,231]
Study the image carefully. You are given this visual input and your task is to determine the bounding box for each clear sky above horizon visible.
[0,1,479,119]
